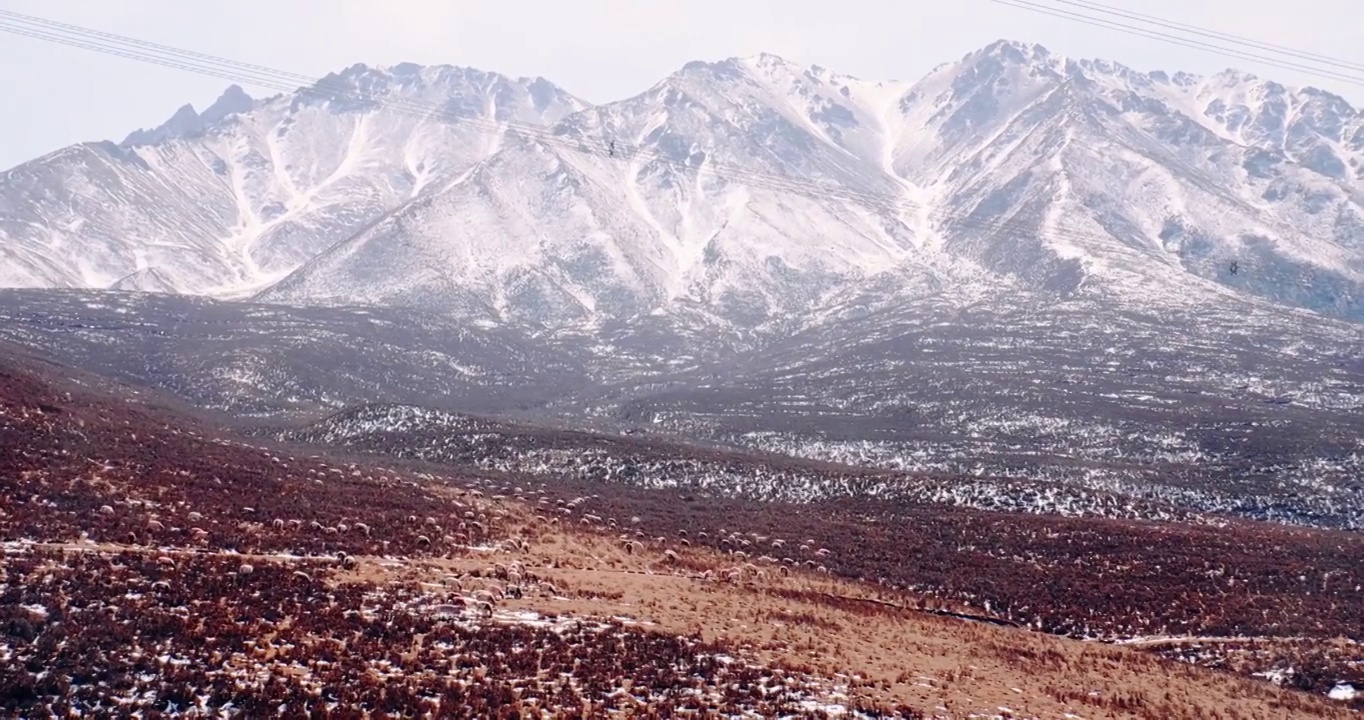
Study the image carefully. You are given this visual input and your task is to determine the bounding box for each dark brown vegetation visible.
[0,356,502,558]
[0,349,912,718]
[0,549,910,718]
[265,403,1364,661]
[560,487,1364,640]
[255,396,1364,701]
[0,351,916,714]
[1,345,1359,716]
[1145,638,1363,711]
[457,474,1364,699]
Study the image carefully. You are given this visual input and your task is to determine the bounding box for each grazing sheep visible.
[663,550,679,563]
[292,571,312,582]
[271,518,286,531]
[98,504,114,516]
[187,511,203,522]
[416,535,432,546]
[238,563,254,576]
[147,520,165,532]
[156,556,175,567]
[353,522,370,536]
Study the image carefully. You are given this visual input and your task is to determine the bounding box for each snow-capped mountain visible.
[2,41,1362,326]
[0,64,585,296]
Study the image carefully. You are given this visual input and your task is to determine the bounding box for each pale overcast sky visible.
[1,0,1361,170]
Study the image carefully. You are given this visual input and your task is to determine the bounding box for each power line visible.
[1043,0,1364,74]
[0,9,920,217]
[981,0,1364,88]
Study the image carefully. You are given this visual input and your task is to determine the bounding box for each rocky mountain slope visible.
[0,65,585,296]
[2,41,1362,329]
[3,289,1359,530]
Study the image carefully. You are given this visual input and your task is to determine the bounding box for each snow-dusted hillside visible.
[3,41,1362,327]
[238,43,1364,326]
[0,65,585,296]
[1,288,1358,530]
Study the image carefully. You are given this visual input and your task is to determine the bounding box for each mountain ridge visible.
[1,40,1361,328]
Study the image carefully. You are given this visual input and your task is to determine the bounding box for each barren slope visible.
[1,345,1359,716]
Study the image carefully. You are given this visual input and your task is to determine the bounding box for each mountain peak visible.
[11,42,1364,330]
[120,84,255,148]
[742,51,798,68]
[201,84,254,123]
[975,39,1054,64]
[121,103,206,147]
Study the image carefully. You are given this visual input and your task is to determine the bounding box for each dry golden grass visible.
[318,501,1354,720]
[4,350,1354,719]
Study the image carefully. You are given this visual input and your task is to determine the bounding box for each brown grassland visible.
[0,347,1359,718]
